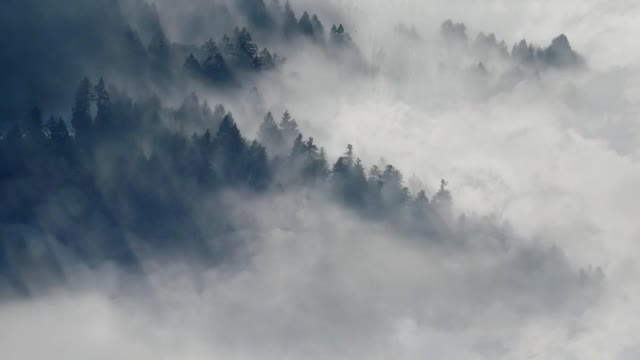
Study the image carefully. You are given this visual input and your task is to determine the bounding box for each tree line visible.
[0,78,453,282]
[441,19,585,69]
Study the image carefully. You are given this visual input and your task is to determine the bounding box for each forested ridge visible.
[0,0,592,296]
[0,74,461,295]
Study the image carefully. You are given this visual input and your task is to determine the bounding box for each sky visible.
[2,0,640,359]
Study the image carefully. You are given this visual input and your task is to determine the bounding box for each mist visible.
[1,0,640,359]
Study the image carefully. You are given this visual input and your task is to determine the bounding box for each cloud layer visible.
[2,0,640,359]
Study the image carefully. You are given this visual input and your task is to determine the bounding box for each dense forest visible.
[0,0,592,297]
[3,1,633,359]
[0,0,362,121]
[0,75,460,295]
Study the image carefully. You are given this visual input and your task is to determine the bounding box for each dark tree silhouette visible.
[279,110,299,145]
[298,12,314,37]
[200,39,233,82]
[283,1,298,37]
[237,0,275,31]
[0,75,456,295]
[214,112,247,184]
[93,78,111,134]
[259,112,285,154]
[184,53,202,76]
[24,106,45,143]
[330,24,354,47]
[71,78,93,143]
[311,14,325,42]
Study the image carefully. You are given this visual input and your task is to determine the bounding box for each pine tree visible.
[415,190,429,207]
[291,133,305,157]
[45,117,70,142]
[200,40,232,82]
[245,140,271,189]
[279,110,299,143]
[331,145,367,206]
[214,112,247,183]
[239,0,274,30]
[258,112,283,151]
[330,24,353,46]
[258,48,275,69]
[283,1,298,37]
[236,28,259,69]
[123,26,147,60]
[94,78,111,134]
[298,11,314,37]
[184,53,201,75]
[148,28,172,75]
[311,14,325,42]
[433,179,452,212]
[411,190,430,220]
[71,78,93,142]
[379,164,409,209]
[45,116,72,157]
[332,156,350,178]
[345,144,354,166]
[24,106,44,142]
[192,129,216,187]
[221,34,237,62]
[352,158,368,189]
[201,39,219,60]
[317,147,330,178]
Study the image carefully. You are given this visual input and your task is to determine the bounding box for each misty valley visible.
[0,0,637,359]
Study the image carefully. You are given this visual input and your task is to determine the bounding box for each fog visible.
[0,190,603,359]
[2,0,640,358]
